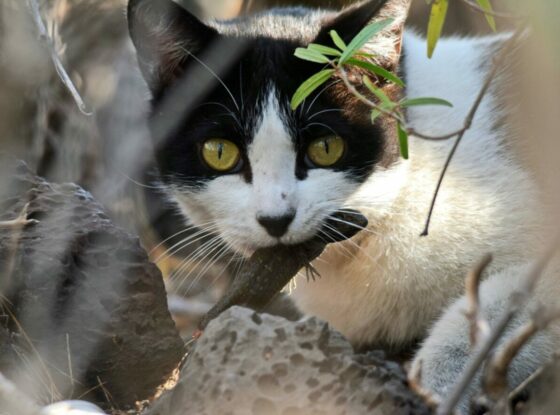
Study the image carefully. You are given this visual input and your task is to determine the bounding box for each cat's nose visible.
[257,211,296,238]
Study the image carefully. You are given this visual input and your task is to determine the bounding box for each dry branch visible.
[465,254,493,347]
[436,233,560,415]
[408,359,442,410]
[25,0,91,116]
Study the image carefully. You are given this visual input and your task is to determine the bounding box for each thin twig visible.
[0,203,38,230]
[436,233,560,415]
[25,0,92,116]
[408,360,442,409]
[483,307,560,401]
[508,366,545,403]
[465,254,493,347]
[461,0,526,21]
[420,24,526,236]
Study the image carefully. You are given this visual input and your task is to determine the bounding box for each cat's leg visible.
[412,262,560,414]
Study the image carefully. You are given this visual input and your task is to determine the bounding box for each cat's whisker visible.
[149,220,214,256]
[197,102,243,129]
[304,79,342,116]
[181,242,233,296]
[321,222,379,266]
[303,122,340,137]
[154,223,221,263]
[180,46,241,112]
[169,233,225,284]
[318,228,356,261]
[308,108,344,121]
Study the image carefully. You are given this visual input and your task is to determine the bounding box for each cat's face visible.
[128,0,407,254]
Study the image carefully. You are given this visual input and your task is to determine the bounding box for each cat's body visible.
[128,0,559,411]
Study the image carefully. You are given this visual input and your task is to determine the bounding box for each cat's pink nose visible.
[257,211,295,238]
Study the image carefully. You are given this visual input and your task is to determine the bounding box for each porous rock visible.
[0,158,184,408]
[151,306,431,415]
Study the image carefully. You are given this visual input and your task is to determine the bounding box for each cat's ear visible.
[128,0,218,91]
[316,0,410,70]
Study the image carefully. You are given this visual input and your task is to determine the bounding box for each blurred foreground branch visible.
[25,0,91,116]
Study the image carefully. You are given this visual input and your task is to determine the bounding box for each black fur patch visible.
[128,0,400,189]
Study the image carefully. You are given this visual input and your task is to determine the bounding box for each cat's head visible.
[128,0,409,254]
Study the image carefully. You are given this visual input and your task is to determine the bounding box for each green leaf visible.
[475,0,497,32]
[339,19,394,64]
[308,44,342,57]
[362,76,395,108]
[294,48,330,64]
[371,109,382,123]
[427,0,449,58]
[400,97,453,108]
[346,58,405,87]
[330,30,347,51]
[291,69,335,110]
[398,123,409,160]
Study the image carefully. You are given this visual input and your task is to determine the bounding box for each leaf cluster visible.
[291,19,452,160]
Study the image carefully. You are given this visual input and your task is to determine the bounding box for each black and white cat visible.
[128,0,559,410]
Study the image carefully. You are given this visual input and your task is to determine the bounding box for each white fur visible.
[290,32,546,346]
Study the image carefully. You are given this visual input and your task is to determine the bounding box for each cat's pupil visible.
[324,140,330,154]
[218,142,224,159]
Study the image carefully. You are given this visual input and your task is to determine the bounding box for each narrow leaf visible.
[371,109,382,123]
[294,48,330,64]
[400,97,453,108]
[330,30,347,51]
[427,0,449,58]
[398,123,409,160]
[339,19,394,64]
[347,58,405,87]
[475,0,497,32]
[291,69,335,110]
[362,76,394,108]
[308,44,342,57]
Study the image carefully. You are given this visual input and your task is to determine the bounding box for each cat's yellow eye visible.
[202,139,241,172]
[307,135,345,167]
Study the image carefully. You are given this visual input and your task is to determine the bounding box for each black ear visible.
[128,0,218,91]
[316,0,410,69]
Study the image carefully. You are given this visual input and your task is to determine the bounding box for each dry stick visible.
[408,359,443,410]
[483,307,560,401]
[0,203,38,230]
[0,372,41,415]
[507,366,545,403]
[465,254,493,347]
[436,234,560,415]
[420,24,526,236]
[25,0,92,116]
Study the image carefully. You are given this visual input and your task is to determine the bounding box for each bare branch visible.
[408,360,442,410]
[483,307,560,401]
[25,0,92,116]
[420,23,527,236]
[465,254,493,347]
[0,203,38,230]
[436,233,560,415]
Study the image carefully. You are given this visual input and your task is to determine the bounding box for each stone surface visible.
[150,307,432,415]
[0,158,184,408]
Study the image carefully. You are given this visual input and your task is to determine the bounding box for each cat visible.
[127,0,560,411]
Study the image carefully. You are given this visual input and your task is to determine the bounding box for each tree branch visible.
[465,254,493,347]
[436,233,560,415]
[25,0,92,116]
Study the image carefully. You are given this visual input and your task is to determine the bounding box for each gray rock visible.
[150,307,431,415]
[0,157,184,408]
